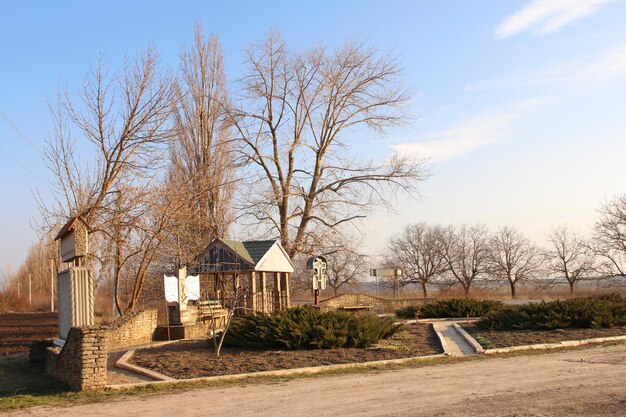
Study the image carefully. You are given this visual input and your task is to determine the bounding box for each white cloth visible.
[163,275,179,302]
[185,275,200,301]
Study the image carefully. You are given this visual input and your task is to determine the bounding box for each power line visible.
[0,143,47,184]
[0,110,43,156]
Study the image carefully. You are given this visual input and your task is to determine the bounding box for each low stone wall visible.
[107,309,158,351]
[320,293,432,313]
[46,326,107,390]
[45,309,158,390]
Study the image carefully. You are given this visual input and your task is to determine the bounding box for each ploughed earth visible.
[130,322,442,379]
[463,324,626,349]
[0,313,57,355]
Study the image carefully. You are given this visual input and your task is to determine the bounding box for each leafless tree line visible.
[384,196,626,298]
[4,27,429,313]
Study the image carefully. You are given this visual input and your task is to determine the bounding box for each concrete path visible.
[107,351,153,385]
[431,321,476,355]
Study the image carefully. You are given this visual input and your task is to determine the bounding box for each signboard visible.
[307,256,327,290]
[369,268,402,277]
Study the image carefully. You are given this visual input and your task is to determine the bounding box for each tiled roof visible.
[242,240,277,264]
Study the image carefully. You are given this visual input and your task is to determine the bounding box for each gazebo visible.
[191,238,294,313]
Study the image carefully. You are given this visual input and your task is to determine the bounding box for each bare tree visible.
[324,240,367,296]
[168,25,237,266]
[438,224,490,298]
[228,33,429,258]
[546,224,595,295]
[40,48,177,314]
[589,195,626,280]
[385,223,447,298]
[487,226,543,299]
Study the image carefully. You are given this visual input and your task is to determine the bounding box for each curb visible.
[115,349,176,381]
[106,352,447,390]
[483,335,626,354]
[430,323,451,356]
[452,323,484,354]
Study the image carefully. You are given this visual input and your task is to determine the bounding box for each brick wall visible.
[46,326,107,390]
[106,309,158,350]
[320,293,431,313]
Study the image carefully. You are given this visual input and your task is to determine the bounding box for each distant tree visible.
[228,32,429,258]
[324,241,367,296]
[589,195,626,281]
[546,224,595,295]
[385,223,447,298]
[487,226,543,299]
[438,224,490,298]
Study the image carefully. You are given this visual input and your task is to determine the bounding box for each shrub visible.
[221,306,402,349]
[395,299,503,319]
[395,305,420,319]
[478,294,626,331]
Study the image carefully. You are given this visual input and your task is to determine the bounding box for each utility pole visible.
[50,258,55,312]
[28,273,32,308]
[17,282,20,299]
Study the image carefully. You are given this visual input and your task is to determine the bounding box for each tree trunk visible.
[509,281,517,299]
[421,284,427,299]
[569,281,575,296]
[463,285,470,298]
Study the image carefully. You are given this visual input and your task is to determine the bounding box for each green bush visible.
[478,294,626,331]
[395,305,420,319]
[222,306,402,349]
[395,299,503,319]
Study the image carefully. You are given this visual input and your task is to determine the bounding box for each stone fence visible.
[319,293,432,313]
[107,309,158,351]
[46,325,107,390]
[45,309,158,390]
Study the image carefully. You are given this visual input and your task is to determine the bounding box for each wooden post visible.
[261,272,267,313]
[250,272,257,311]
[17,282,20,299]
[275,272,282,310]
[284,273,291,308]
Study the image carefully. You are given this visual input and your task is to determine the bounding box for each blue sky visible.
[1,0,625,270]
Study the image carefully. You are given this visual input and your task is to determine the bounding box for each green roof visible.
[242,240,278,264]
[219,239,255,265]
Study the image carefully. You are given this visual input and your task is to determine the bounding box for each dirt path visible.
[10,344,626,417]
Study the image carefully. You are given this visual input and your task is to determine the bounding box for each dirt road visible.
[10,344,626,417]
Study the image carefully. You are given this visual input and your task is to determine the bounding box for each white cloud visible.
[467,41,626,90]
[393,98,547,162]
[496,0,616,39]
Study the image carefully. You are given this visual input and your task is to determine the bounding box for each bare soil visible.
[130,322,442,379]
[463,324,626,348]
[0,313,57,355]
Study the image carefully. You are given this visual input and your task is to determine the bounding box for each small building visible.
[54,215,91,266]
[191,238,294,312]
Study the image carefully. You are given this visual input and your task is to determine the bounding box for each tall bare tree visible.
[546,224,595,295]
[228,33,429,258]
[40,48,177,313]
[386,223,447,298]
[589,195,626,280]
[438,224,490,298]
[487,226,543,299]
[168,26,237,266]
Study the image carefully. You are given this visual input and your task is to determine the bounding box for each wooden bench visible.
[337,305,373,312]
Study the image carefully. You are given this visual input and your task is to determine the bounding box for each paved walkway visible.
[431,321,476,355]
